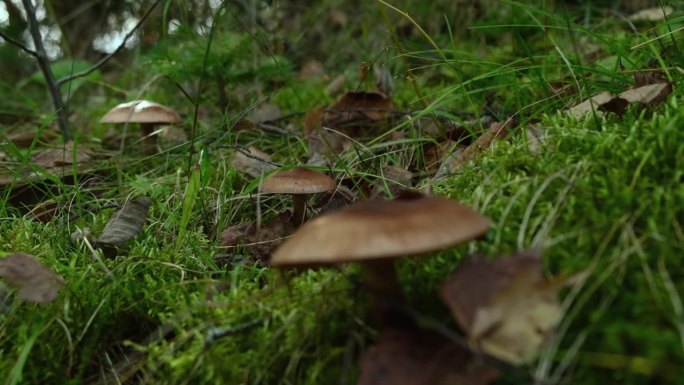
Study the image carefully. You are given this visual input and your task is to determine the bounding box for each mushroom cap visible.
[271,193,490,266]
[260,168,335,195]
[100,100,181,124]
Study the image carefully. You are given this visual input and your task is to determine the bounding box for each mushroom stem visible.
[362,259,415,329]
[140,123,158,155]
[291,195,307,227]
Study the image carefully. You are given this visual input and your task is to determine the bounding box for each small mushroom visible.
[260,167,336,226]
[271,192,490,328]
[100,100,181,155]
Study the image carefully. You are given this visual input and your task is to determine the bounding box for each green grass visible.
[1,1,684,384]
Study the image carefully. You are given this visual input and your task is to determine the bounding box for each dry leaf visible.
[634,70,666,87]
[95,197,152,257]
[526,125,548,156]
[566,91,615,118]
[374,66,395,96]
[441,250,577,364]
[438,120,513,177]
[219,222,252,247]
[299,60,326,79]
[231,147,277,178]
[325,74,347,94]
[246,212,295,261]
[617,82,672,106]
[30,141,91,168]
[0,252,64,303]
[371,165,413,198]
[357,328,498,385]
[6,130,59,148]
[249,102,281,124]
[629,6,673,22]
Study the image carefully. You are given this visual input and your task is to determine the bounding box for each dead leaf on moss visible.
[441,250,583,364]
[566,91,616,118]
[526,125,548,156]
[95,197,152,257]
[435,120,514,178]
[617,82,672,106]
[357,328,498,385]
[249,102,281,124]
[6,130,59,148]
[246,212,295,261]
[629,6,673,22]
[0,252,64,303]
[371,165,413,199]
[219,222,252,247]
[231,147,277,178]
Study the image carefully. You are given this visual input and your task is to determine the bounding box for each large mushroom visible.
[271,191,490,328]
[100,100,181,155]
[260,167,335,227]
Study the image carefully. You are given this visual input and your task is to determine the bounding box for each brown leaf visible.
[441,250,577,364]
[566,91,616,118]
[7,130,59,148]
[95,197,152,257]
[249,102,281,124]
[371,165,413,199]
[30,141,91,168]
[246,212,296,261]
[219,222,252,247]
[617,82,672,106]
[357,328,498,385]
[0,252,64,303]
[325,74,347,94]
[439,120,513,176]
[231,147,277,178]
[634,70,666,87]
[299,60,326,79]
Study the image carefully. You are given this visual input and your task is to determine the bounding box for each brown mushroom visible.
[271,191,490,328]
[100,100,181,155]
[260,167,336,226]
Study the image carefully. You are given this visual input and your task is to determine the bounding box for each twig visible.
[0,30,37,57]
[20,0,72,140]
[56,0,163,87]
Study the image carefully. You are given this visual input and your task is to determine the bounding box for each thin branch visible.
[21,0,72,140]
[0,29,38,57]
[56,0,162,87]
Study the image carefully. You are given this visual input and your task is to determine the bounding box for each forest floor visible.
[1,1,683,384]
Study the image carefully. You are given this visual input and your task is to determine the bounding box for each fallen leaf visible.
[441,250,578,364]
[246,212,295,261]
[371,165,413,198]
[325,74,347,94]
[374,66,395,96]
[437,120,514,177]
[231,147,277,178]
[219,222,252,247]
[629,6,673,22]
[526,125,548,156]
[566,91,615,118]
[249,102,281,124]
[0,252,64,303]
[95,197,152,257]
[617,82,672,106]
[299,59,326,79]
[357,328,498,385]
[30,140,91,168]
[6,130,59,148]
[633,70,666,87]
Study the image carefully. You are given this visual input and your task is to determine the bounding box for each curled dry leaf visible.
[0,252,64,303]
[357,328,498,385]
[231,147,277,178]
[95,197,152,257]
[441,250,582,364]
[435,120,514,178]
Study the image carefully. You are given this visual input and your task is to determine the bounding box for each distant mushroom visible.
[100,100,182,155]
[271,192,490,328]
[260,167,336,227]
